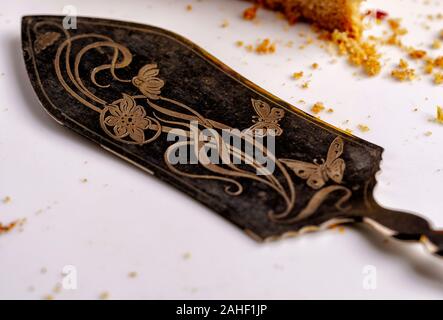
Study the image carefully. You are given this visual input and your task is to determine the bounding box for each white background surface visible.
[1,0,443,299]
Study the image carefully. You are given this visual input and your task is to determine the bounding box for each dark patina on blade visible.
[22,15,443,256]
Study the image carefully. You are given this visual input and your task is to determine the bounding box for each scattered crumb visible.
[437,106,443,123]
[99,291,110,300]
[330,30,381,76]
[243,5,258,21]
[311,102,325,114]
[255,39,276,54]
[220,20,229,28]
[81,178,88,183]
[235,40,244,47]
[52,283,62,294]
[432,40,441,49]
[182,252,192,260]
[0,220,19,235]
[2,196,11,204]
[327,108,334,113]
[434,73,443,84]
[292,71,304,80]
[301,81,310,89]
[311,62,319,69]
[357,124,370,132]
[43,294,54,300]
[391,67,415,81]
[399,59,409,69]
[409,49,427,60]
[128,271,138,278]
[425,131,433,136]
[338,226,346,234]
[185,4,192,11]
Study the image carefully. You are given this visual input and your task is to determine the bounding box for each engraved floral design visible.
[104,94,151,143]
[132,64,165,100]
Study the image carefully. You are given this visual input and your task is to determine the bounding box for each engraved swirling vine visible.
[32,21,354,223]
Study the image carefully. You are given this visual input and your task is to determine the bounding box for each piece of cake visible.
[252,0,363,37]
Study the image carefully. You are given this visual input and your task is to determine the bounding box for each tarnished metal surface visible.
[21,15,443,256]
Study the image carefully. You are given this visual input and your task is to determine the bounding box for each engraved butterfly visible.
[247,99,285,137]
[280,137,346,190]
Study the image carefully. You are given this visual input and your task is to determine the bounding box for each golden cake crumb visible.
[128,271,138,278]
[243,5,259,21]
[301,82,310,89]
[245,44,254,52]
[409,49,427,60]
[330,30,381,76]
[235,41,244,47]
[311,102,325,114]
[434,56,443,67]
[99,291,110,300]
[434,73,443,84]
[292,71,304,79]
[432,40,441,49]
[399,59,409,69]
[221,20,229,28]
[2,196,11,204]
[424,131,433,136]
[255,39,276,54]
[391,68,415,81]
[186,4,192,11]
[437,106,443,123]
[311,62,319,69]
[0,220,18,235]
[357,124,370,132]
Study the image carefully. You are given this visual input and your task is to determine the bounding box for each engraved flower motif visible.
[104,94,151,144]
[132,64,165,100]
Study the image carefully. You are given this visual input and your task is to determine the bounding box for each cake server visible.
[22,15,443,256]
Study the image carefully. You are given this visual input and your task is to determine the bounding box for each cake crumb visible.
[330,30,381,76]
[432,40,441,49]
[425,131,433,136]
[235,41,244,47]
[0,220,19,235]
[243,5,258,21]
[434,73,443,84]
[99,291,110,300]
[292,71,304,80]
[409,49,427,60]
[183,252,192,260]
[391,68,415,81]
[128,271,138,278]
[311,102,325,114]
[358,124,370,132]
[220,20,229,28]
[185,4,192,11]
[301,82,310,89]
[311,62,319,69]
[43,294,54,300]
[255,39,276,54]
[437,106,443,123]
[2,196,11,204]
[81,178,88,183]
